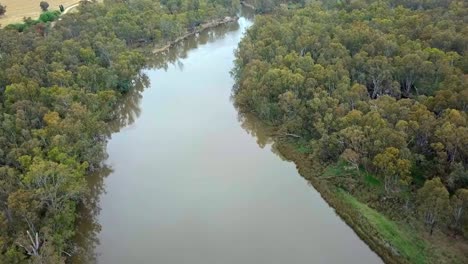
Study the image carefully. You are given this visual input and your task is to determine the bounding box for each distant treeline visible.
[0,0,235,262]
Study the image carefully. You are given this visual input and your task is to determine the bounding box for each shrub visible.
[0,3,6,16]
[40,1,49,12]
[39,10,60,23]
[5,23,27,32]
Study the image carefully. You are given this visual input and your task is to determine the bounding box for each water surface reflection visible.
[73,17,244,264]
[74,12,381,264]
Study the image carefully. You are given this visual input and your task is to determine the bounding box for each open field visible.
[0,0,78,26]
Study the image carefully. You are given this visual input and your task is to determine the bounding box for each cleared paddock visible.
[0,0,79,26]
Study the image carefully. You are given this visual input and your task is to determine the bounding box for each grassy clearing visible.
[277,141,466,263]
[291,141,312,154]
[323,162,382,186]
[364,173,381,187]
[337,189,428,264]
[322,161,348,177]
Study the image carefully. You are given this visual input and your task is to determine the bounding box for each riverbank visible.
[75,15,383,263]
[0,0,242,261]
[274,142,406,264]
[231,2,468,263]
[153,16,239,54]
[234,110,466,264]
[270,139,467,264]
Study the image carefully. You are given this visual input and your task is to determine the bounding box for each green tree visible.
[0,3,5,16]
[0,0,237,259]
[373,147,411,193]
[417,178,450,235]
[341,148,361,173]
[394,53,431,96]
[40,1,49,12]
[450,189,468,234]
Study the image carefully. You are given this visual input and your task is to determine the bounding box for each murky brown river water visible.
[74,14,382,264]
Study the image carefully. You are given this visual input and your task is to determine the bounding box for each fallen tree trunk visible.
[240,1,256,10]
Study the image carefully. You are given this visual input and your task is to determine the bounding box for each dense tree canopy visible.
[233,0,468,246]
[0,0,235,262]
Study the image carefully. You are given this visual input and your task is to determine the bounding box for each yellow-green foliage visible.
[0,0,235,262]
[233,0,468,261]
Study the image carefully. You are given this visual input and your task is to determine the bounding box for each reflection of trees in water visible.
[270,140,288,161]
[239,5,256,20]
[147,21,240,70]
[75,20,245,262]
[237,112,273,149]
[109,19,242,132]
[72,74,148,263]
[113,18,244,130]
[110,73,150,133]
[72,166,113,264]
[236,110,288,161]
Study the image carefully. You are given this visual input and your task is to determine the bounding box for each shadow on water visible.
[72,73,152,263]
[147,21,240,71]
[71,5,382,263]
[109,74,150,132]
[72,14,248,264]
[147,5,254,70]
[71,167,110,264]
[236,112,289,161]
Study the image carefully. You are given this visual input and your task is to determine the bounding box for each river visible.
[74,13,382,264]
